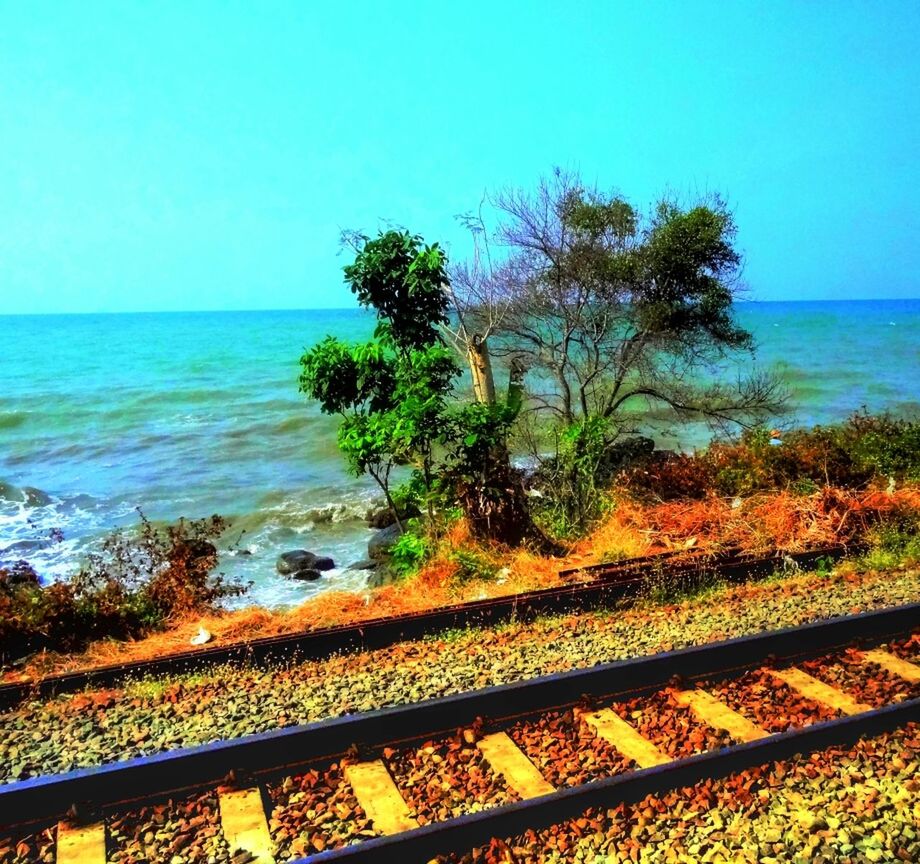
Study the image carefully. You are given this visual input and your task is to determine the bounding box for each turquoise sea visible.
[1,300,918,608]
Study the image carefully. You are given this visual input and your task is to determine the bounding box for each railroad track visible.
[0,545,847,710]
[1,603,916,864]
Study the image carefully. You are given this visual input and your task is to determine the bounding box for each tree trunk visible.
[468,335,496,404]
[461,339,558,551]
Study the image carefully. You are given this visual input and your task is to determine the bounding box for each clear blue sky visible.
[1,1,918,314]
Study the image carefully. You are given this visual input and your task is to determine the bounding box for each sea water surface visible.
[1,300,918,607]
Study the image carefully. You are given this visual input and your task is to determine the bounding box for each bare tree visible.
[476,168,788,443]
[443,203,514,406]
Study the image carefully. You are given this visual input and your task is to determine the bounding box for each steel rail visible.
[0,545,847,709]
[302,697,920,864]
[0,599,912,832]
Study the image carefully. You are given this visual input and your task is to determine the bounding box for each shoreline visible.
[4,301,920,609]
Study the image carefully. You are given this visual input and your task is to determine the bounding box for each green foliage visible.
[391,472,427,516]
[813,555,836,578]
[388,528,430,578]
[447,402,518,478]
[532,417,614,539]
[858,509,920,572]
[300,231,462,523]
[846,412,920,482]
[343,230,450,352]
[638,200,751,349]
[301,228,532,542]
[450,548,500,585]
[299,337,394,415]
[441,402,536,546]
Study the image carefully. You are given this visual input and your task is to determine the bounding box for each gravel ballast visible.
[0,567,917,785]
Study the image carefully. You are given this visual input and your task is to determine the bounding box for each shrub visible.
[532,418,615,539]
[0,513,244,663]
[621,413,920,501]
[450,548,500,585]
[845,412,920,482]
[388,528,431,578]
[859,504,920,571]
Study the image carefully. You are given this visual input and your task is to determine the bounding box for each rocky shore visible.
[274,500,413,588]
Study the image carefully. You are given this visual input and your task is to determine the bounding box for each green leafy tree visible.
[301,228,547,547]
[300,230,457,529]
[482,169,787,432]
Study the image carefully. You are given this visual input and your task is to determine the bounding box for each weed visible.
[450,548,499,585]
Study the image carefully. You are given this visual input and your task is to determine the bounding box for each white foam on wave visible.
[1,479,381,609]
[0,489,135,581]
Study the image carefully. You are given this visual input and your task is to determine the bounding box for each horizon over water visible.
[2,298,919,608]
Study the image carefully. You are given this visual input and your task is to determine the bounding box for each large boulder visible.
[276,550,335,577]
[22,486,53,507]
[365,504,420,530]
[605,436,656,472]
[367,523,403,561]
[366,506,397,530]
[366,567,398,589]
[0,481,52,507]
[346,559,377,571]
[291,568,323,581]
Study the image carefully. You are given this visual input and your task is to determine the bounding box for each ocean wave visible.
[272,414,317,434]
[0,480,53,507]
[134,387,243,406]
[0,411,28,430]
[0,485,125,582]
[0,479,379,610]
[229,492,378,537]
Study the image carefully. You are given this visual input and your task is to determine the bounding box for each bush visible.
[450,548,500,585]
[388,528,431,578]
[0,513,244,663]
[845,412,920,482]
[531,418,615,539]
[621,413,920,501]
[858,505,920,571]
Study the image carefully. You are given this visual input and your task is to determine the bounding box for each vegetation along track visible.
[0,545,847,710]
[1,603,918,863]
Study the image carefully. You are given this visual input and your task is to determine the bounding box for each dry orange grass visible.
[8,485,919,681]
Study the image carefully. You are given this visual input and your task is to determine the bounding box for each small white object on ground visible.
[190,626,212,645]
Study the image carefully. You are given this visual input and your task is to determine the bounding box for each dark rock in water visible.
[277,550,335,577]
[347,559,377,571]
[0,481,52,507]
[606,436,656,470]
[186,539,218,560]
[368,522,404,561]
[366,506,396,530]
[365,503,420,530]
[291,567,323,581]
